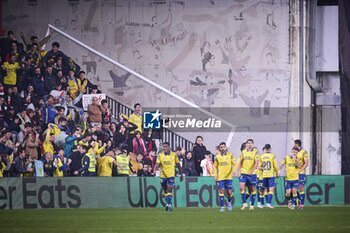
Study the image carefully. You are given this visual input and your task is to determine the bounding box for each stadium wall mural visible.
[2,0,307,160]
[0,176,348,209]
[3,0,291,108]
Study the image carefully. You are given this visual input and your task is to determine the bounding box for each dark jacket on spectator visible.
[42,103,56,125]
[0,142,13,156]
[137,169,154,177]
[12,156,27,177]
[0,103,6,128]
[192,143,207,176]
[16,66,31,92]
[32,76,47,97]
[4,110,16,127]
[21,89,38,108]
[43,158,54,177]
[114,131,127,148]
[7,120,21,133]
[183,156,197,176]
[44,72,57,93]
[69,150,82,176]
[142,134,157,152]
[99,127,112,142]
[42,50,68,67]
[10,92,22,113]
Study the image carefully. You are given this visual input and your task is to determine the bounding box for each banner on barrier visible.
[0,176,348,209]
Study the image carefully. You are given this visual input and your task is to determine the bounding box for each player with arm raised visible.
[294,139,309,209]
[280,146,301,210]
[260,144,279,208]
[214,142,236,212]
[235,139,258,210]
[154,142,183,212]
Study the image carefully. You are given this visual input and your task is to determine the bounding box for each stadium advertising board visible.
[0,176,349,209]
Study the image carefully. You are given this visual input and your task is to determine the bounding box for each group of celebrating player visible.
[155,139,308,212]
[223,138,308,212]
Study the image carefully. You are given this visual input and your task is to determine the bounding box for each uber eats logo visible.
[0,178,81,209]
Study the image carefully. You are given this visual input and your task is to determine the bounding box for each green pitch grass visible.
[1,206,350,233]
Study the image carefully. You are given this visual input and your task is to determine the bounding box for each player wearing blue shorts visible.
[154,142,183,211]
[236,139,258,210]
[260,144,279,208]
[256,146,265,208]
[294,139,309,209]
[280,146,301,210]
[214,142,236,212]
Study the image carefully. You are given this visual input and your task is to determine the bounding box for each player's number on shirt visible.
[263,161,271,170]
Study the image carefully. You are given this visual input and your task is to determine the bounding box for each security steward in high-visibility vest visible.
[74,146,97,176]
[115,150,130,177]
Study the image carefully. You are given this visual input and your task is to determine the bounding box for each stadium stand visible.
[0,30,196,178]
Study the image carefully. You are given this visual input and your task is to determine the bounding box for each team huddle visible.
[156,139,308,212]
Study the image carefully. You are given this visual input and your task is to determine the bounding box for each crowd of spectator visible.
[0,30,215,178]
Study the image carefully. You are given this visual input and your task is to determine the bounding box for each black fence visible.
[105,96,193,151]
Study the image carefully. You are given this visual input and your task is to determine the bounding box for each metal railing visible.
[47,24,236,148]
[105,96,193,151]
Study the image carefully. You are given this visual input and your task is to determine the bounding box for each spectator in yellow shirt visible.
[43,123,59,155]
[2,53,20,85]
[97,150,118,177]
[67,70,80,100]
[129,152,142,176]
[77,70,92,94]
[128,103,143,134]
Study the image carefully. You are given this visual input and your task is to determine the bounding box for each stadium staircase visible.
[47,24,235,151]
[105,95,193,151]
[45,24,194,151]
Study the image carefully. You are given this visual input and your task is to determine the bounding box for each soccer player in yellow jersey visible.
[280,146,301,210]
[154,142,183,211]
[260,144,279,208]
[236,139,258,210]
[214,142,236,212]
[256,147,265,208]
[294,139,309,209]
